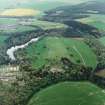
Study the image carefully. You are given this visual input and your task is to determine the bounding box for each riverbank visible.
[7,37,40,60]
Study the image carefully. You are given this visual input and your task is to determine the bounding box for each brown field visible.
[95,69,105,77]
[0,8,41,16]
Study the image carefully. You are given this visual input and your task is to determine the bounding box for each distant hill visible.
[41,1,105,37]
[43,1,105,21]
[0,0,67,11]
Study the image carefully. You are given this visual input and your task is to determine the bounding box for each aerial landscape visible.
[1,0,105,105]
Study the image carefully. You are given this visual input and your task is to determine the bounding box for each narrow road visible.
[73,45,86,65]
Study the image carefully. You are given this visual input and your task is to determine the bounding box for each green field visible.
[28,82,105,105]
[0,18,36,34]
[0,18,18,24]
[18,36,97,69]
[28,19,68,30]
[76,14,105,31]
[0,26,37,34]
[0,35,9,46]
[0,18,67,34]
[99,36,105,46]
[88,21,105,31]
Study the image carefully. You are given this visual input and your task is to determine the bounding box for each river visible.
[7,37,40,61]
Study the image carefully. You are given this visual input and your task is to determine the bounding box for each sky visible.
[16,0,92,4]
[2,0,92,4]
[38,0,91,3]
[0,0,100,10]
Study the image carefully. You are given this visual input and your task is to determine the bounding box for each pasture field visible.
[0,35,9,46]
[99,36,105,46]
[18,36,97,69]
[28,82,105,105]
[76,14,105,31]
[0,18,18,24]
[0,18,36,34]
[4,25,37,33]
[0,18,67,34]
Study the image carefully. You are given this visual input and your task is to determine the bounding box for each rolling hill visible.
[16,36,97,69]
[43,0,105,21]
[0,1,105,105]
[28,82,105,105]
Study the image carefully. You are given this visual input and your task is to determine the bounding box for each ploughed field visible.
[28,82,105,105]
[16,36,97,69]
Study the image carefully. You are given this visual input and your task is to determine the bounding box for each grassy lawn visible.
[19,36,97,69]
[28,82,105,105]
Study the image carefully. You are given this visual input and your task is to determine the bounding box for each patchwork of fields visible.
[0,18,67,49]
[24,19,68,30]
[0,18,67,33]
[17,36,97,69]
[0,18,36,34]
[0,65,19,82]
[1,1,105,105]
[28,82,105,105]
